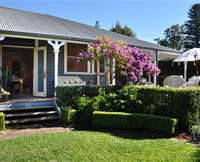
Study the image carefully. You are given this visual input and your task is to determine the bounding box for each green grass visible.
[0,130,199,161]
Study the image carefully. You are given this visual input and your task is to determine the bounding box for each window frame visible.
[64,41,105,75]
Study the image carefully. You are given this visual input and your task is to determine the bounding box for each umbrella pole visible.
[184,62,187,81]
[195,60,199,76]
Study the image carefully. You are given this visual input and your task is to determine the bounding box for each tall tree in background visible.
[111,22,137,38]
[155,24,185,50]
[184,3,200,49]
[95,21,100,28]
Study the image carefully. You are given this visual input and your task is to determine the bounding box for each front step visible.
[5,111,57,118]
[0,100,61,125]
[6,115,60,124]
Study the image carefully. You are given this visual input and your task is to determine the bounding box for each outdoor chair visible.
[185,76,200,87]
[58,76,86,86]
[163,75,186,88]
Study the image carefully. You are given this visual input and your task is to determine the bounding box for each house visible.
[0,7,181,97]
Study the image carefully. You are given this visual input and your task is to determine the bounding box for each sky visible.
[0,0,199,43]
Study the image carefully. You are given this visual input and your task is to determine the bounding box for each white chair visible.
[58,76,86,86]
[185,76,200,87]
[163,75,186,88]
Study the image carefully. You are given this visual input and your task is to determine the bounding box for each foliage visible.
[93,111,178,135]
[56,86,100,107]
[60,106,77,123]
[0,88,10,95]
[56,86,200,130]
[0,112,5,130]
[184,3,200,50]
[77,36,160,84]
[110,22,137,38]
[0,67,15,92]
[155,24,185,50]
[191,125,200,143]
[0,131,199,161]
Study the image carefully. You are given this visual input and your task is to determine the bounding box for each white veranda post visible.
[0,36,5,69]
[48,40,65,87]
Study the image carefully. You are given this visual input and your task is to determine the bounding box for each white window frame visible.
[64,42,91,74]
[63,41,105,75]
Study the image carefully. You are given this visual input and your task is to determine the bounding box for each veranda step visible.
[0,106,55,112]
[6,115,60,124]
[5,111,57,118]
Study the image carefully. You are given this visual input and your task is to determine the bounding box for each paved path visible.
[0,124,74,141]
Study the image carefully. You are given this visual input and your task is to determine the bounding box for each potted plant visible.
[0,88,10,101]
[191,125,200,144]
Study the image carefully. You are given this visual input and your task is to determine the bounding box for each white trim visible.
[1,45,34,49]
[0,46,2,68]
[158,51,181,56]
[64,42,90,74]
[1,33,91,45]
[33,45,47,97]
[64,43,67,74]
[66,40,90,45]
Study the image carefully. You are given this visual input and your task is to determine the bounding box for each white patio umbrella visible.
[173,48,200,80]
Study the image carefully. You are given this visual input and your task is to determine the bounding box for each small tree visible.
[111,22,137,38]
[77,36,160,85]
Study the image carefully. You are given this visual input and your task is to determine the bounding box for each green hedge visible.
[56,86,200,130]
[0,112,5,130]
[56,86,100,107]
[93,111,178,136]
[61,106,77,123]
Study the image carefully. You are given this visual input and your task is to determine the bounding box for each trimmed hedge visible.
[93,111,178,135]
[56,86,200,130]
[0,112,5,130]
[61,106,77,123]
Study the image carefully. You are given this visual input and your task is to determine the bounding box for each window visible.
[66,43,88,72]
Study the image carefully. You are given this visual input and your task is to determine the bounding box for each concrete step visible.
[0,106,55,113]
[6,115,60,124]
[5,111,57,118]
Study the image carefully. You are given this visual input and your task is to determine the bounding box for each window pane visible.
[67,43,87,57]
[67,58,87,72]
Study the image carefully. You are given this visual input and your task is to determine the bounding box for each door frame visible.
[33,46,47,97]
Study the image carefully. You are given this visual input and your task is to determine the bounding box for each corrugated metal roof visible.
[0,6,180,53]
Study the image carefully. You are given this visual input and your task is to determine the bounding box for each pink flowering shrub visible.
[77,36,160,84]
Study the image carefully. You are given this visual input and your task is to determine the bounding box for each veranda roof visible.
[0,6,180,54]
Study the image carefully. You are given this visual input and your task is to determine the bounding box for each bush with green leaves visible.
[191,125,200,143]
[60,106,77,123]
[0,112,5,130]
[93,111,178,136]
[56,86,200,130]
[56,86,100,107]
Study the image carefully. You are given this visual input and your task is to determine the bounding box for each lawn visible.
[0,130,199,161]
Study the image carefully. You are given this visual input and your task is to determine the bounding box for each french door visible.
[33,47,47,97]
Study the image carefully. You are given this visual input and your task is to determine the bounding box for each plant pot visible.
[1,94,9,102]
[193,133,200,144]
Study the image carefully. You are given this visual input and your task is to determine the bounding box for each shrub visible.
[56,86,100,107]
[0,112,5,130]
[191,125,200,143]
[60,106,77,123]
[56,85,200,130]
[93,111,178,136]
